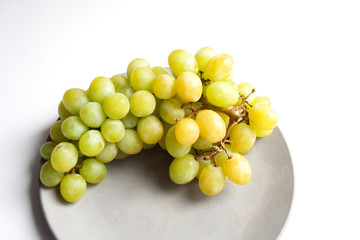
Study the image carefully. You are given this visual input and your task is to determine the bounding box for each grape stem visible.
[192,88,256,166]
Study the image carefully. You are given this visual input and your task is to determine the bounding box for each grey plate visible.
[39,126,294,240]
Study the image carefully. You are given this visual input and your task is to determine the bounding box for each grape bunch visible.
[39,47,278,202]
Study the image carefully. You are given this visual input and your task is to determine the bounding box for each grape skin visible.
[199,165,225,196]
[60,174,87,203]
[169,154,199,184]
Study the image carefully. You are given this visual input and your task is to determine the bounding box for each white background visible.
[1,0,359,239]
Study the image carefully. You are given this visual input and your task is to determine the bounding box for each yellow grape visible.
[130,66,156,92]
[102,93,130,119]
[215,111,230,129]
[152,74,176,99]
[79,130,105,157]
[203,53,233,82]
[248,103,278,130]
[88,76,115,104]
[62,88,90,115]
[168,49,198,78]
[100,119,125,143]
[251,123,273,137]
[196,157,212,179]
[165,125,191,158]
[126,58,150,79]
[237,82,256,105]
[169,154,199,184]
[129,90,156,117]
[195,110,226,143]
[224,153,252,185]
[137,115,164,144]
[195,47,216,73]
[229,122,256,155]
[251,96,271,106]
[175,118,199,146]
[175,72,202,103]
[199,165,225,196]
[51,142,78,172]
[60,174,86,202]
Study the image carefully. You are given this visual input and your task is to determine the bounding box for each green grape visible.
[169,154,199,184]
[88,76,115,104]
[195,110,226,143]
[165,125,191,158]
[152,66,169,76]
[192,136,212,150]
[79,102,107,128]
[61,116,89,140]
[168,49,198,78]
[60,174,86,202]
[40,161,64,187]
[251,122,273,137]
[129,90,156,117]
[175,72,202,103]
[142,142,157,149]
[116,85,135,99]
[121,111,139,128]
[40,141,58,160]
[175,118,199,146]
[79,130,105,157]
[137,115,163,144]
[194,47,216,73]
[199,165,225,196]
[114,150,130,160]
[203,53,233,82]
[237,82,256,105]
[130,66,156,92]
[58,100,72,120]
[79,158,107,183]
[224,153,252,185]
[51,142,78,172]
[159,98,185,124]
[229,122,256,155]
[96,142,118,163]
[116,129,143,155]
[215,145,236,169]
[50,120,68,143]
[102,93,130,119]
[126,58,151,79]
[111,74,129,89]
[248,103,278,130]
[206,81,238,108]
[62,88,90,115]
[152,74,176,99]
[215,111,230,129]
[251,96,271,106]
[196,157,212,178]
[158,122,172,150]
[100,119,125,143]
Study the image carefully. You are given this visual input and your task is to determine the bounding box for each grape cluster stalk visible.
[39,47,278,202]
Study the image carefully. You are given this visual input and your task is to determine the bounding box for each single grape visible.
[224,153,252,185]
[237,82,256,105]
[58,100,72,120]
[40,161,64,187]
[121,111,139,128]
[116,129,143,155]
[88,76,115,104]
[129,90,156,117]
[116,85,135,99]
[61,116,89,140]
[51,142,78,172]
[159,98,185,125]
[111,74,129,89]
[196,157,212,178]
[126,58,150,79]
[96,142,119,163]
[169,154,199,184]
[192,136,212,150]
[137,115,163,144]
[60,174,87,202]
[165,125,191,158]
[79,130,105,157]
[152,66,169,76]
[79,102,107,128]
[195,47,216,73]
[102,93,130,119]
[175,118,199,146]
[206,81,238,108]
[152,74,176,99]
[199,165,225,196]
[130,66,156,92]
[50,120,68,143]
[251,122,273,137]
[203,53,233,82]
[195,110,226,143]
[168,49,198,78]
[62,88,90,115]
[175,72,202,103]
[79,158,107,183]
[248,103,278,130]
[100,119,125,143]
[229,122,256,155]
[40,141,58,160]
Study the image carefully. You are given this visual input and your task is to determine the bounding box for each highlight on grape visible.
[40,47,278,202]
